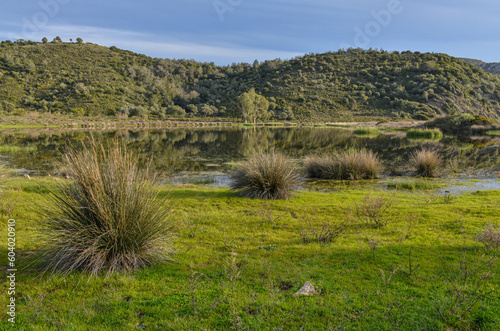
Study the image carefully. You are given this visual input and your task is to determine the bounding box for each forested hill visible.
[460,58,500,76]
[1,40,500,121]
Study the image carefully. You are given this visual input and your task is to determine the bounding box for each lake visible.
[1,126,499,187]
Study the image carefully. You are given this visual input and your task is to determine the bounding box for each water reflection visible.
[0,127,499,177]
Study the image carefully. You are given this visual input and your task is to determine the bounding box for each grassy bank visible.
[1,177,499,330]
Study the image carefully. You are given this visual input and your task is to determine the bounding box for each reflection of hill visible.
[0,128,498,174]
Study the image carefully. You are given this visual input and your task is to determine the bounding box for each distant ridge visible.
[1,40,500,120]
[459,58,500,75]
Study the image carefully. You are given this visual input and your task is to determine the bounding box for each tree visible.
[186,104,198,117]
[42,37,48,43]
[200,104,217,117]
[76,37,83,44]
[53,36,62,43]
[238,88,270,123]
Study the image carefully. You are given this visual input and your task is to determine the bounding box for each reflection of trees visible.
[0,128,499,174]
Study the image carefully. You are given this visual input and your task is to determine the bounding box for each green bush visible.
[230,151,301,199]
[39,140,174,278]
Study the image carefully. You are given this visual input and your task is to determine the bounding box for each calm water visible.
[1,127,499,184]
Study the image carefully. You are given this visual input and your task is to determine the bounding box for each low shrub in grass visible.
[230,151,301,199]
[409,148,442,177]
[476,223,500,250]
[40,140,174,278]
[305,149,383,180]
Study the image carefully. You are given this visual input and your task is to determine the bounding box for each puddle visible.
[166,172,500,196]
[438,178,500,195]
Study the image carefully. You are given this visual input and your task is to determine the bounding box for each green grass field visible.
[1,177,499,330]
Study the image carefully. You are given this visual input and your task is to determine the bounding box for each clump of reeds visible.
[40,139,174,278]
[409,148,442,177]
[230,151,301,200]
[304,149,383,180]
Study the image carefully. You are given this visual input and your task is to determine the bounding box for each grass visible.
[305,149,383,180]
[0,145,37,152]
[353,127,380,136]
[409,148,443,177]
[406,129,443,140]
[387,178,444,191]
[230,151,301,199]
[37,140,175,278]
[0,178,500,329]
[486,130,500,136]
[1,178,500,329]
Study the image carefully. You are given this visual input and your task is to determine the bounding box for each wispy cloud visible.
[2,23,302,64]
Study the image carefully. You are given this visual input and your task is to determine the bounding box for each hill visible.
[460,58,500,76]
[1,40,500,121]
[478,63,500,76]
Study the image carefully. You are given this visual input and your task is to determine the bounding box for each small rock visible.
[293,281,316,297]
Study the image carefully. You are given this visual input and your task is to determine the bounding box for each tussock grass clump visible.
[409,148,442,177]
[40,140,174,278]
[230,152,301,199]
[305,149,383,180]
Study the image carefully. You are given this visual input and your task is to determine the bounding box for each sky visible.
[1,0,499,65]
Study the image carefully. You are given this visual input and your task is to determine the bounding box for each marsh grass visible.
[406,129,443,140]
[305,149,383,180]
[39,139,175,278]
[353,127,380,136]
[410,148,442,177]
[387,179,442,191]
[230,151,301,200]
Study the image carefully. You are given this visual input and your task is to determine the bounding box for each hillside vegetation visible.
[1,40,500,121]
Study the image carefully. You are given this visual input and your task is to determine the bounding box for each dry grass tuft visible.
[230,151,301,200]
[409,148,442,177]
[304,149,383,180]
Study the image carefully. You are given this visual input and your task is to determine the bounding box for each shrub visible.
[476,223,500,250]
[409,148,442,177]
[40,140,174,278]
[300,209,347,244]
[230,151,301,199]
[305,149,383,180]
[354,192,397,228]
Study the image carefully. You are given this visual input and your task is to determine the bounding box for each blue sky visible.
[1,0,499,65]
